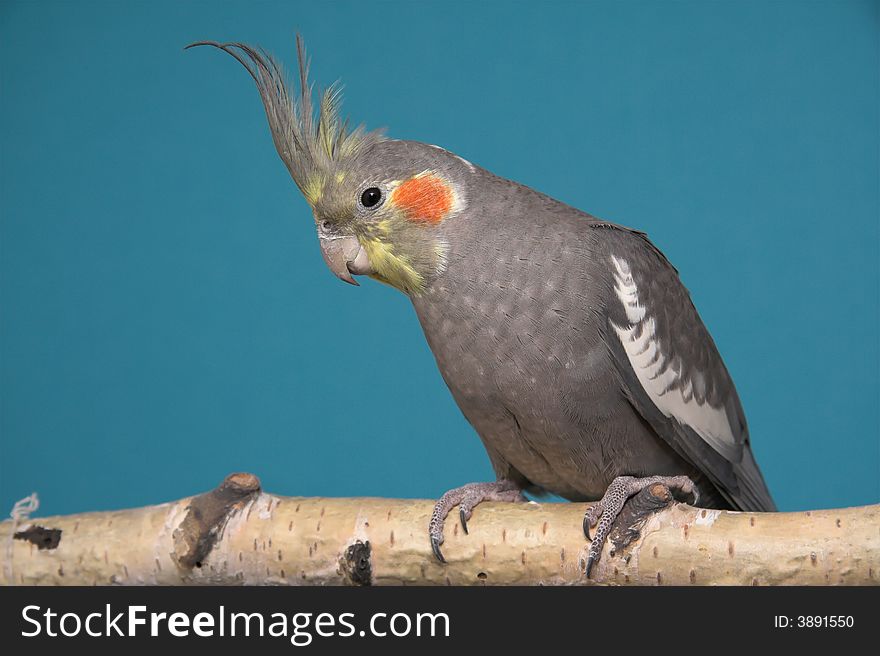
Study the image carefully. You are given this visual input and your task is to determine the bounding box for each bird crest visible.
[186,36,384,206]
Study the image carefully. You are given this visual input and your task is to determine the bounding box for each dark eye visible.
[360,187,383,209]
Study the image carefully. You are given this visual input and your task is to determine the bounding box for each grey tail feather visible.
[734,446,777,511]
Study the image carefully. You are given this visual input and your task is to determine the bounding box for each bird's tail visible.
[734,446,777,512]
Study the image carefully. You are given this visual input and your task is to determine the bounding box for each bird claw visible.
[582,475,698,579]
[582,503,601,542]
[431,536,446,563]
[585,555,596,578]
[428,480,524,564]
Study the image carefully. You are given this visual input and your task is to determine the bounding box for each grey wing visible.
[596,225,775,511]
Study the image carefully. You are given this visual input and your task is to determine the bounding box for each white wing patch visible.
[611,256,646,323]
[610,255,737,460]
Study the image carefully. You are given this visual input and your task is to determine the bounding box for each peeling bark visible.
[1,473,877,586]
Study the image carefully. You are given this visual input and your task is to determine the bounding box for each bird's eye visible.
[360,187,383,209]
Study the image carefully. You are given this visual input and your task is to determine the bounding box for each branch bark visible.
[1,473,877,586]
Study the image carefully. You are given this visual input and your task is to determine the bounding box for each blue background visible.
[1,0,877,517]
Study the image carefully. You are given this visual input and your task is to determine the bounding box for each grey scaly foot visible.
[582,475,699,577]
[429,480,526,562]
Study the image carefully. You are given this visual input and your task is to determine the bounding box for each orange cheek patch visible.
[390,174,453,224]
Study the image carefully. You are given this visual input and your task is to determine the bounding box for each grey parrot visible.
[187,37,775,576]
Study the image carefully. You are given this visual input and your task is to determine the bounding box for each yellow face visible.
[309,168,461,295]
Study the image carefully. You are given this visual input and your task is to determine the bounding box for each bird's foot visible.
[429,480,526,563]
[582,475,699,578]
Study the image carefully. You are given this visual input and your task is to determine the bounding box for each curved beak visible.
[318,234,373,286]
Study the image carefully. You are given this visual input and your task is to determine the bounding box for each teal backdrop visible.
[1,0,878,516]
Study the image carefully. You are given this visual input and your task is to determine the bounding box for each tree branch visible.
[1,473,877,585]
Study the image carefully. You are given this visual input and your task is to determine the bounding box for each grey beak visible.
[318,234,373,285]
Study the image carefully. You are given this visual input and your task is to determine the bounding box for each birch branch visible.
[1,473,877,586]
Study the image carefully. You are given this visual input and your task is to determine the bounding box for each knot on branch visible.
[14,525,62,551]
[609,483,674,556]
[340,540,372,586]
[172,472,262,570]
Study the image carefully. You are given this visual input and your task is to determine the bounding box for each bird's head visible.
[187,38,470,296]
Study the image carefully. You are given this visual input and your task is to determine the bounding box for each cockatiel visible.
[187,37,776,576]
